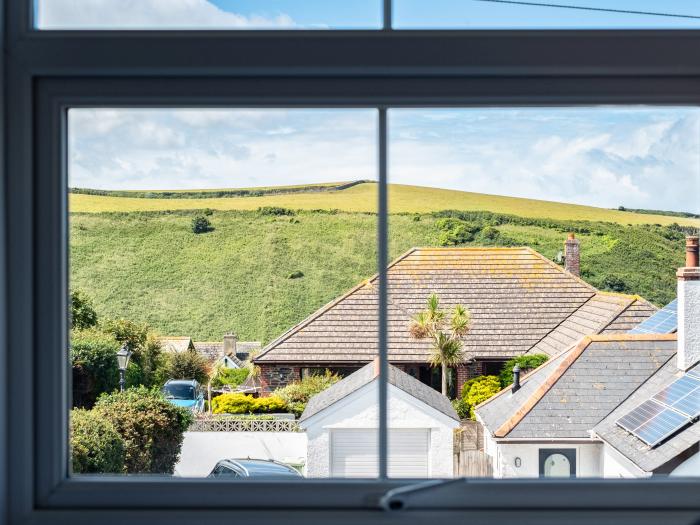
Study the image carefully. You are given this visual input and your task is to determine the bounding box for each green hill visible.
[70,207,691,343]
[70,182,700,227]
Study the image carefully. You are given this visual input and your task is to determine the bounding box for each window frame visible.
[5,1,700,524]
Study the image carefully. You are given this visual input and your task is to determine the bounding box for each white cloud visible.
[37,0,296,29]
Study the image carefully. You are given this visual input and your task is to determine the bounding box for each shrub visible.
[436,218,481,246]
[70,408,126,474]
[211,367,249,389]
[499,354,550,387]
[160,349,209,385]
[211,393,287,414]
[602,275,628,293]
[274,371,341,417]
[451,398,470,420]
[71,289,98,330]
[258,206,295,216]
[203,208,214,216]
[94,387,193,474]
[480,226,500,240]
[191,215,213,233]
[287,270,304,279]
[71,329,120,408]
[463,375,501,419]
[103,319,163,387]
[103,318,148,353]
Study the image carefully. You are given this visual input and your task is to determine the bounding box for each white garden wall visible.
[174,431,307,477]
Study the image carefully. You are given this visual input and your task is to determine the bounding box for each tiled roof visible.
[158,336,194,354]
[299,359,458,423]
[256,247,656,364]
[476,334,677,439]
[193,342,224,362]
[593,361,700,473]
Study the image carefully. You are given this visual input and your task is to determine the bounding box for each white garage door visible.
[330,429,429,478]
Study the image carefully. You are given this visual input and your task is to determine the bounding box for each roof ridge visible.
[522,246,598,293]
[493,335,593,438]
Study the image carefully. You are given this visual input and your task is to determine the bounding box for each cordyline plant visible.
[409,293,472,396]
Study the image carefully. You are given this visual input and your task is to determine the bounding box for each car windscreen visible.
[163,384,195,400]
[241,462,300,477]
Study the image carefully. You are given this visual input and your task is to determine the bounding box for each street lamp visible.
[116,343,132,393]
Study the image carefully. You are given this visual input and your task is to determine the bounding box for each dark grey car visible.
[208,459,303,479]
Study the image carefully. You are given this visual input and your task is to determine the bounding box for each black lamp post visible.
[116,343,132,393]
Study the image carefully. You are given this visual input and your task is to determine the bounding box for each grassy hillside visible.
[70,209,689,343]
[70,182,700,227]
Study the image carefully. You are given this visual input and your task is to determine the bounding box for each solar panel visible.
[653,373,700,418]
[629,299,678,334]
[616,399,690,447]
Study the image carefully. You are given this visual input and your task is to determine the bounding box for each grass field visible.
[70,209,688,343]
[70,182,700,227]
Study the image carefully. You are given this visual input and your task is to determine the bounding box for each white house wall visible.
[601,443,649,478]
[484,433,603,478]
[174,431,307,477]
[302,382,458,478]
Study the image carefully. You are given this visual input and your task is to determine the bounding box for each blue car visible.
[162,379,205,413]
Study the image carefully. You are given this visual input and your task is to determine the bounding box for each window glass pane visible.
[394,0,700,29]
[388,107,700,479]
[37,0,382,30]
[68,108,379,479]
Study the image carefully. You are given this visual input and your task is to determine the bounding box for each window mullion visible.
[378,107,389,480]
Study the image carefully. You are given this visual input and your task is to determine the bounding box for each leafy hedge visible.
[158,349,209,385]
[499,354,549,388]
[93,387,193,474]
[211,367,249,389]
[211,393,287,415]
[274,371,341,417]
[70,408,125,474]
[71,289,98,330]
[71,329,120,408]
[459,375,502,419]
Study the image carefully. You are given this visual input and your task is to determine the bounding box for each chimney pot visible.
[685,235,699,268]
[512,365,521,394]
[564,233,580,277]
[223,332,237,357]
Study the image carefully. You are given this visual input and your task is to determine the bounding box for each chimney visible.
[512,365,521,394]
[564,233,580,277]
[223,332,237,358]
[677,235,700,371]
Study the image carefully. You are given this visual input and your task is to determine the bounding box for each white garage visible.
[299,360,460,478]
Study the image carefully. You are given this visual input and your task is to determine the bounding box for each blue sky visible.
[38,0,700,29]
[69,107,700,213]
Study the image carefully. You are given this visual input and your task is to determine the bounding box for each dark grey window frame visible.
[539,448,577,478]
[4,1,700,524]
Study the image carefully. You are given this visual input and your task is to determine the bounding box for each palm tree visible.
[409,294,471,396]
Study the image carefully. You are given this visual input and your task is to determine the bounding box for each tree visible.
[409,293,471,396]
[70,289,98,330]
[103,319,163,387]
[161,349,209,385]
[191,215,212,234]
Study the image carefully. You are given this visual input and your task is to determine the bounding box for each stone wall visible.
[260,364,301,395]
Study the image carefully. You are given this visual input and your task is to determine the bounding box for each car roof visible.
[218,459,300,476]
[165,379,198,386]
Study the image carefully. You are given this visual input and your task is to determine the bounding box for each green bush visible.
[464,375,501,419]
[436,218,481,246]
[103,320,162,387]
[211,393,287,414]
[499,354,550,387]
[211,367,249,389]
[273,371,341,417]
[71,289,98,330]
[159,349,209,385]
[451,398,470,420]
[191,215,213,234]
[71,329,120,408]
[258,206,295,216]
[70,408,126,474]
[94,387,193,474]
[602,274,628,293]
[480,226,500,240]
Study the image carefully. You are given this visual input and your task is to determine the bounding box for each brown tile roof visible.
[158,336,194,354]
[254,247,657,364]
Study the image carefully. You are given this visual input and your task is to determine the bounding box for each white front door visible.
[330,429,429,478]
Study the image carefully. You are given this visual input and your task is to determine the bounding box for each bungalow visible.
[254,235,656,395]
[161,333,261,368]
[476,236,700,478]
[299,358,459,478]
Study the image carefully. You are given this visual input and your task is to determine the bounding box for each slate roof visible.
[593,361,700,473]
[255,247,656,364]
[299,359,459,423]
[193,342,224,362]
[159,336,194,353]
[476,334,677,439]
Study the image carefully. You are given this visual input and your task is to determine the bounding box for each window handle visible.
[379,479,465,511]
